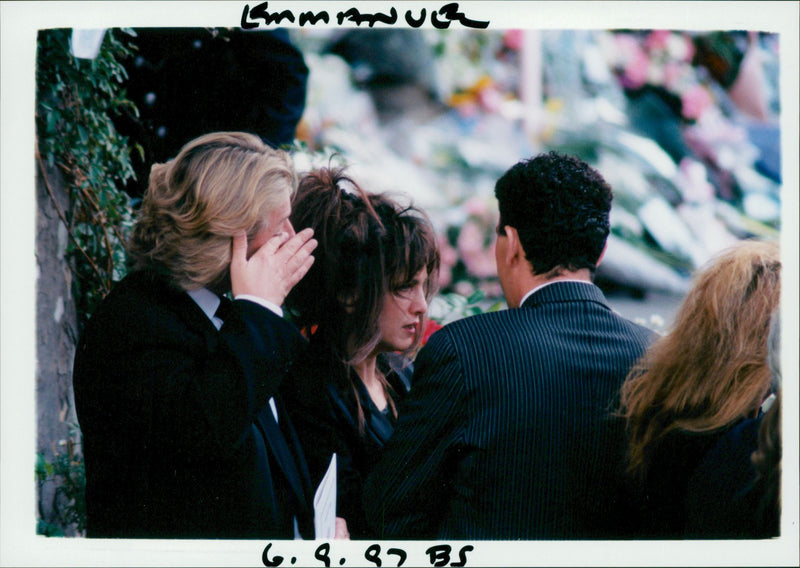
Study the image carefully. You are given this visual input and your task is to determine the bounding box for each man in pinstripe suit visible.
[363,152,655,539]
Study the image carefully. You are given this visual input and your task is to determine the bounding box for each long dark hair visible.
[285,166,440,430]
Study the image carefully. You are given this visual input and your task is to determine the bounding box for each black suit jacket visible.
[73,270,314,538]
[283,347,412,539]
[363,282,654,539]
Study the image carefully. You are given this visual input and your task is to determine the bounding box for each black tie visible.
[215,296,233,322]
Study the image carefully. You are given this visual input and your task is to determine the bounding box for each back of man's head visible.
[495,152,612,277]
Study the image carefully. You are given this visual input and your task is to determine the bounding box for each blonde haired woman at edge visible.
[683,310,782,538]
[618,239,780,538]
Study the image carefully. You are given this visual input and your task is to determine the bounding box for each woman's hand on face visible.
[230,228,317,306]
[334,517,350,539]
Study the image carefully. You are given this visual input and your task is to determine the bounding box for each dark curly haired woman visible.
[281,166,440,539]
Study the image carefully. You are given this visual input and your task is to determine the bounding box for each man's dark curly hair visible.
[495,151,612,276]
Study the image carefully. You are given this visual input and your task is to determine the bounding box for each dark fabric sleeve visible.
[684,419,777,538]
[73,286,305,462]
[180,298,305,454]
[362,329,468,539]
[281,368,342,487]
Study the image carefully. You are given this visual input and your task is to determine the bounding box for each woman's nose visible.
[411,286,428,315]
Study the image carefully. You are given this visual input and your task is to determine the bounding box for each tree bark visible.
[36,158,82,536]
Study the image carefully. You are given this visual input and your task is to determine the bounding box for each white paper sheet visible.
[313,453,337,539]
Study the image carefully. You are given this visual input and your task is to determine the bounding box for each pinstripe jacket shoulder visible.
[363,281,654,539]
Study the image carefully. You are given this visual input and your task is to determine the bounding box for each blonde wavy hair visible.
[619,239,781,477]
[128,132,297,291]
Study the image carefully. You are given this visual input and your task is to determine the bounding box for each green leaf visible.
[37,27,139,333]
[46,110,59,133]
[466,289,485,305]
[35,453,47,479]
[486,301,504,312]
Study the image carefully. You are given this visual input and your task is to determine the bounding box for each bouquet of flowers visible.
[601,30,714,121]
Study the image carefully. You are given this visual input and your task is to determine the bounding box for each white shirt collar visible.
[187,287,223,329]
[518,279,593,307]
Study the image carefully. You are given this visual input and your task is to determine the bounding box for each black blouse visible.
[685,416,779,538]
[633,428,730,538]
[283,343,412,538]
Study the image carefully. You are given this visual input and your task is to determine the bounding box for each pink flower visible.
[680,34,696,62]
[503,29,524,51]
[463,197,489,217]
[459,233,497,279]
[437,264,453,290]
[624,51,650,89]
[456,101,480,119]
[478,86,503,113]
[619,41,650,90]
[662,62,683,89]
[480,280,504,300]
[439,238,458,265]
[614,33,641,56]
[457,221,485,255]
[436,234,458,289]
[681,85,713,120]
[464,250,497,278]
[454,280,475,297]
[645,30,672,51]
[457,221,497,279]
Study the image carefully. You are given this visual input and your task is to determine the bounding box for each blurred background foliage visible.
[289,28,780,321]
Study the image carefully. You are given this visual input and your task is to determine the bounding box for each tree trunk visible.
[36,158,83,536]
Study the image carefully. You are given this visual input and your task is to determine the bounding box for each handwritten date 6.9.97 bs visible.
[262,542,475,567]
